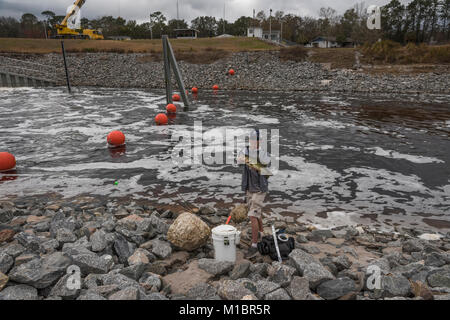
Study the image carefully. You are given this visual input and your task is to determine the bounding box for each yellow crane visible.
[54,0,104,40]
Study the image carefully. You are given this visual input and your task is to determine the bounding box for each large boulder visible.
[316,277,357,300]
[230,204,247,223]
[289,249,334,289]
[0,284,38,300]
[198,258,234,276]
[167,212,211,251]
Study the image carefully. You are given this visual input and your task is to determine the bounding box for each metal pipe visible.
[61,41,71,93]
[162,36,172,105]
[166,37,190,107]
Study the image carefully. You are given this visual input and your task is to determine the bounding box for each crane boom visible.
[61,0,86,26]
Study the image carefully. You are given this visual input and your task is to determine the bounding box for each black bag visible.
[257,233,295,261]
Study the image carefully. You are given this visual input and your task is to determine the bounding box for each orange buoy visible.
[172,94,180,101]
[166,103,177,114]
[0,152,16,172]
[167,113,177,120]
[192,87,198,94]
[228,69,235,76]
[155,113,168,125]
[212,84,219,90]
[107,131,126,147]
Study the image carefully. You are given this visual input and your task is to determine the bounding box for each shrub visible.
[279,46,308,62]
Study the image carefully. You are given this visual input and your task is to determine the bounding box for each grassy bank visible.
[0,37,275,54]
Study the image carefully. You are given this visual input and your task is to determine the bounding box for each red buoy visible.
[166,103,177,114]
[172,94,180,101]
[0,152,16,172]
[192,87,198,94]
[107,131,126,147]
[228,69,235,76]
[212,84,219,90]
[155,113,168,125]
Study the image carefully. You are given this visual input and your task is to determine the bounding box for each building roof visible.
[174,29,199,33]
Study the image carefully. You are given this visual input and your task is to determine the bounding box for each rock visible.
[0,272,8,291]
[427,268,450,288]
[218,280,256,300]
[143,292,169,300]
[70,249,112,275]
[162,260,213,295]
[402,239,424,253]
[198,258,234,276]
[255,280,281,299]
[56,228,77,244]
[90,229,108,252]
[128,248,150,265]
[9,252,72,289]
[267,263,297,287]
[307,229,334,242]
[41,239,59,253]
[411,280,433,300]
[381,274,412,297]
[249,263,269,277]
[199,206,216,215]
[333,255,352,271]
[289,249,334,289]
[0,243,25,258]
[15,254,38,267]
[316,277,357,300]
[119,264,145,281]
[151,239,172,259]
[287,276,311,300]
[167,212,211,251]
[264,288,291,300]
[0,253,14,274]
[100,271,140,291]
[49,274,81,300]
[113,234,135,264]
[150,213,170,234]
[230,204,247,223]
[0,229,15,243]
[229,260,251,280]
[425,252,446,268]
[14,232,41,252]
[0,284,38,300]
[139,272,161,292]
[186,282,220,300]
[77,290,107,300]
[109,286,140,300]
[295,234,308,244]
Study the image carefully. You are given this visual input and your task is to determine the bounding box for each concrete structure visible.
[247,27,263,38]
[0,56,60,87]
[175,29,199,39]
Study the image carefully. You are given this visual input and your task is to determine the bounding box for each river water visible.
[0,87,449,233]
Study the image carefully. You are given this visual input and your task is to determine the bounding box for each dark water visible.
[0,87,449,233]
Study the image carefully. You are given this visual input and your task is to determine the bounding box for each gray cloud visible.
[0,0,412,23]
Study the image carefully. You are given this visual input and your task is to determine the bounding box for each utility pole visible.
[269,8,272,41]
[177,0,179,29]
[280,19,283,43]
[223,2,226,35]
[150,14,153,39]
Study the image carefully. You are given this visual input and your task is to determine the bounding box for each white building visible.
[308,36,339,48]
[247,27,263,38]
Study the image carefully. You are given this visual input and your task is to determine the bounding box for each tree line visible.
[0,0,448,44]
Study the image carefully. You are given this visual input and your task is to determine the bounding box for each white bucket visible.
[212,224,241,263]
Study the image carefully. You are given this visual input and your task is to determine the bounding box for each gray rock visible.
[109,286,140,300]
[151,239,172,259]
[199,206,216,215]
[381,274,412,297]
[289,249,334,289]
[255,280,281,299]
[0,252,14,274]
[307,229,334,242]
[41,239,59,253]
[9,252,72,289]
[249,263,269,277]
[90,229,108,252]
[114,234,135,264]
[77,290,107,300]
[267,263,297,287]
[56,228,77,244]
[402,239,424,253]
[218,280,256,300]
[333,255,352,271]
[317,277,357,300]
[198,258,234,276]
[0,284,38,300]
[295,234,308,244]
[229,261,251,280]
[119,264,145,280]
[49,212,76,237]
[425,252,446,267]
[0,243,25,258]
[14,232,41,252]
[287,276,311,300]
[150,213,169,235]
[142,292,169,300]
[49,274,81,300]
[70,249,112,275]
[264,288,291,300]
[186,282,220,300]
[427,268,450,288]
[101,271,140,290]
[139,272,161,292]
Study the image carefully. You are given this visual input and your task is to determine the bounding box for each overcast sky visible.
[0,0,411,23]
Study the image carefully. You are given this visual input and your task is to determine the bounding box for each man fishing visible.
[238,128,272,259]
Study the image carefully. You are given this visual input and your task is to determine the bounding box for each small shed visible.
[247,27,263,38]
[175,29,199,39]
[309,36,339,48]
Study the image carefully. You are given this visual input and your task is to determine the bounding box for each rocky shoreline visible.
[1,197,449,300]
[3,51,450,94]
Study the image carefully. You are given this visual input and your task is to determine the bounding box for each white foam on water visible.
[368,147,444,164]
